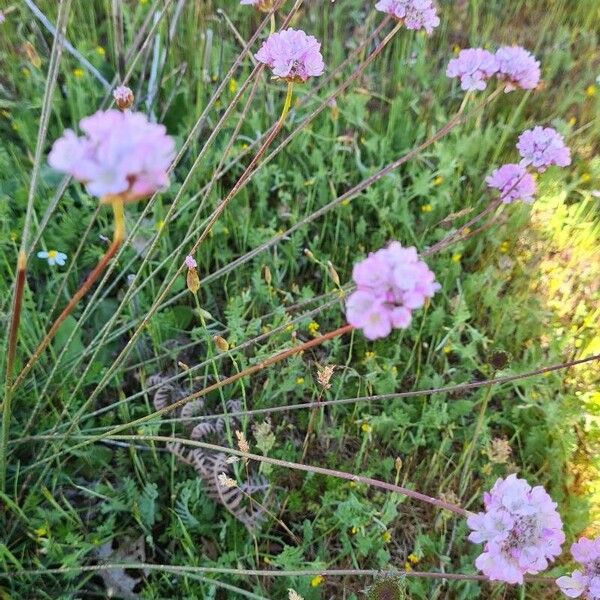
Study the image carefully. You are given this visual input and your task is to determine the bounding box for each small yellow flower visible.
[433,175,444,186]
[451,253,462,263]
[229,78,238,94]
[34,526,48,537]
[96,46,106,57]
[586,85,597,97]
[408,553,420,565]
[73,68,85,78]
[499,241,510,253]
[242,143,249,150]
[361,423,372,433]
[285,324,294,332]
[155,220,165,231]
[443,345,452,354]
[351,526,358,534]
[21,67,30,78]
[452,45,461,55]
[404,562,412,572]
[568,116,577,126]
[296,377,305,385]
[364,351,376,360]
[341,199,350,206]
[310,575,324,587]
[140,0,149,4]
[308,321,320,337]
[382,531,392,543]
[421,204,433,213]
[581,173,592,183]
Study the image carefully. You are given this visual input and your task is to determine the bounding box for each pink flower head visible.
[255,29,325,82]
[240,0,274,10]
[468,474,565,584]
[374,0,440,34]
[495,46,541,92]
[346,242,440,340]
[486,163,537,204]
[113,85,134,110]
[446,48,499,91]
[517,126,571,172]
[48,109,175,201]
[556,537,600,599]
[185,255,197,269]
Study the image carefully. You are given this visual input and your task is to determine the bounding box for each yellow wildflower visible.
[361,423,372,433]
[586,85,597,97]
[73,68,84,78]
[451,253,462,263]
[310,575,324,587]
[96,46,106,56]
[296,377,305,385]
[433,175,444,186]
[421,204,433,213]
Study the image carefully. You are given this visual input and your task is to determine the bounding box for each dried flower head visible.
[367,577,406,600]
[375,0,440,34]
[468,474,564,584]
[255,28,325,82]
[113,85,134,110]
[316,365,335,390]
[217,473,237,489]
[486,163,537,204]
[488,438,512,464]
[288,590,304,600]
[517,126,571,172]
[446,48,498,91]
[346,242,440,340]
[556,536,600,598]
[49,109,175,200]
[495,46,541,92]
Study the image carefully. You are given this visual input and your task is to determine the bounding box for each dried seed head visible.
[488,438,512,464]
[235,430,250,454]
[367,577,405,600]
[288,590,304,600]
[263,265,272,286]
[217,473,237,489]
[316,365,335,390]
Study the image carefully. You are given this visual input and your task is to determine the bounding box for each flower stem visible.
[270,13,276,34]
[11,198,126,392]
[0,251,27,491]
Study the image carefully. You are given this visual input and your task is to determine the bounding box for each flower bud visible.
[327,260,340,287]
[113,85,134,111]
[213,335,229,353]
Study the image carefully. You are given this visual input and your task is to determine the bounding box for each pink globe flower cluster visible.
[486,164,536,204]
[375,0,440,34]
[446,46,540,92]
[557,537,600,598]
[486,126,571,204]
[468,474,565,584]
[255,29,325,82]
[517,126,571,172]
[48,110,175,200]
[345,242,440,340]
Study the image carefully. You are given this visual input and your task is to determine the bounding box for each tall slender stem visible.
[12,199,126,391]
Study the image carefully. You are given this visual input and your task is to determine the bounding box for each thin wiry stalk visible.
[0,0,72,492]
[2,562,556,584]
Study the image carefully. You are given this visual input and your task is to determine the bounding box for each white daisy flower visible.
[37,250,67,266]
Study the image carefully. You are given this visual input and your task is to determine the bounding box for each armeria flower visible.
[37,250,67,266]
[374,0,440,34]
[113,85,134,110]
[468,474,564,584]
[486,163,537,204]
[184,255,197,269]
[240,0,274,10]
[446,48,498,91]
[516,126,571,172]
[48,109,175,200]
[556,536,600,599]
[255,28,325,82]
[346,242,440,340]
[495,46,541,92]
